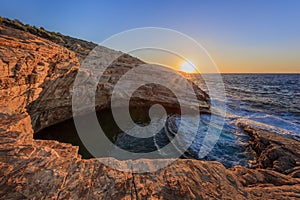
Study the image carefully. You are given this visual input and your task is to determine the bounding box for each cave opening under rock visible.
[33,104,182,159]
[33,84,182,159]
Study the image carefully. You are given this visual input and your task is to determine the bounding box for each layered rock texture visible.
[0,18,300,199]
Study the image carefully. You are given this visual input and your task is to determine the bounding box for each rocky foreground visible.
[1,18,300,199]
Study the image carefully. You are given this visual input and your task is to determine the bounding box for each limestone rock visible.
[0,23,210,133]
[237,120,300,174]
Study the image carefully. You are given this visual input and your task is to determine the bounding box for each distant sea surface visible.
[212,74,299,134]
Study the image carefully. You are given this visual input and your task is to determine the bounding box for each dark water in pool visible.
[35,74,300,168]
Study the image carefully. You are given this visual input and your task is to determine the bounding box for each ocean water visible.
[114,74,300,167]
[35,74,300,168]
[180,73,300,167]
[220,74,299,133]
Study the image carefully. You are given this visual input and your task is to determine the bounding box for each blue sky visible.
[1,0,299,72]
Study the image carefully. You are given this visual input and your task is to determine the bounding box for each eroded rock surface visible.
[236,120,300,175]
[0,19,300,199]
[0,22,210,133]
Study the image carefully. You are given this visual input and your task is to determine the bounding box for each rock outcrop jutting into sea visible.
[0,18,300,199]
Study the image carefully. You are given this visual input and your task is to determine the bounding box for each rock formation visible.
[0,18,300,199]
[236,120,300,176]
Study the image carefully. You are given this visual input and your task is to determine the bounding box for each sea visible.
[35,74,300,168]
[186,73,300,167]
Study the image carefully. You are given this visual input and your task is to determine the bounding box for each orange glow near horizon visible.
[129,47,300,74]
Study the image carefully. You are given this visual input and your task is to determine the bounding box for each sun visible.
[180,61,196,73]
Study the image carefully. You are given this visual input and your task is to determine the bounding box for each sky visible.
[1,0,299,73]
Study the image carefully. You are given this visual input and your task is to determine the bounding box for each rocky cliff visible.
[0,19,300,199]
